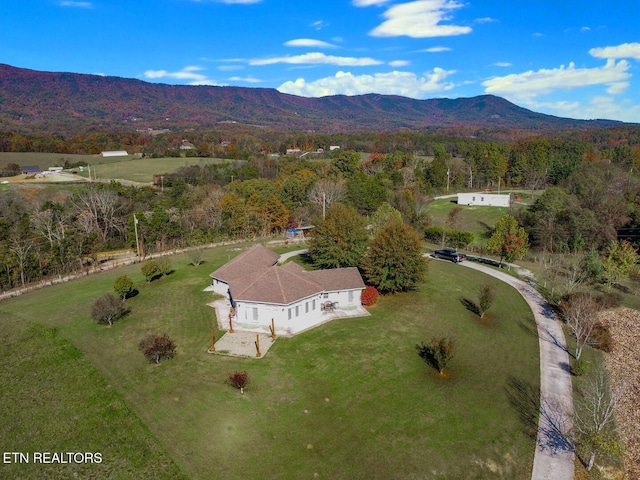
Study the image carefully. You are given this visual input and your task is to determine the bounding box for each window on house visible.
[295,305,300,317]
[348,291,354,302]
[305,302,309,313]
[288,308,292,320]
[312,299,316,310]
[252,307,258,321]
[472,196,476,202]
[323,293,329,299]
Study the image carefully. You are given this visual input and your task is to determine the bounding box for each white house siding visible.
[457,193,510,207]
[235,294,323,329]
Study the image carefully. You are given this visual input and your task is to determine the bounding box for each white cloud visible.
[589,42,640,61]
[420,46,451,53]
[217,65,244,71]
[492,62,512,67]
[353,0,389,6]
[311,20,329,30]
[143,66,217,85]
[534,96,640,123]
[482,59,631,103]
[250,52,383,67]
[277,68,455,98]
[475,17,497,24]
[284,39,338,48]
[228,76,262,83]
[389,60,410,67]
[59,1,92,7]
[369,0,472,38]
[581,26,591,32]
[216,0,262,4]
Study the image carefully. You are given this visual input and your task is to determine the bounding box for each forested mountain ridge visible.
[0,63,625,136]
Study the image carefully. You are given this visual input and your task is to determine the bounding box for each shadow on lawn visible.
[505,376,540,440]
[460,297,480,316]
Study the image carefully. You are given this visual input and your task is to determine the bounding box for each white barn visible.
[457,192,510,207]
[209,245,366,334]
[101,150,129,157]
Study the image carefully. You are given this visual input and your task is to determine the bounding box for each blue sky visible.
[2,0,640,122]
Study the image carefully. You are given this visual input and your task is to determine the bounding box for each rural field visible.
[0,243,540,479]
[0,152,230,184]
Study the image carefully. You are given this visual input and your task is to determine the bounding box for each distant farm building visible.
[458,193,510,207]
[101,150,128,157]
[21,165,41,174]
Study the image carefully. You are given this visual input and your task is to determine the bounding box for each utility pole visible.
[322,192,326,220]
[446,168,450,193]
[133,214,140,257]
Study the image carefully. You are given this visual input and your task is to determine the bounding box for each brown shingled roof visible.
[210,244,280,283]
[210,245,365,306]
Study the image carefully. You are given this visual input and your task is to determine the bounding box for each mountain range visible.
[0,63,626,135]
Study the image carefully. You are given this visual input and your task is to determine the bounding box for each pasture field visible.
[0,243,540,479]
[0,152,231,184]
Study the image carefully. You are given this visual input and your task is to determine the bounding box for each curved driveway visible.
[461,261,574,480]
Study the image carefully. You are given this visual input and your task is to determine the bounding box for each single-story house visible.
[209,245,366,332]
[457,192,510,207]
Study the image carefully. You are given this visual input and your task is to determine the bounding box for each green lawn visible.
[426,196,529,249]
[0,245,540,479]
[84,157,230,183]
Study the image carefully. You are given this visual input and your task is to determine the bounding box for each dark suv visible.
[433,248,466,263]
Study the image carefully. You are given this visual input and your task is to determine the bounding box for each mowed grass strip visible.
[0,245,540,479]
[0,314,187,480]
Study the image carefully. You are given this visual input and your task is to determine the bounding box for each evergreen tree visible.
[308,203,368,269]
[360,221,427,293]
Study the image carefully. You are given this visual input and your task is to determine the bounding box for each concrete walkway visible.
[461,262,574,480]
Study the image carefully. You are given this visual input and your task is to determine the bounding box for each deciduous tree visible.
[138,334,176,364]
[91,293,127,326]
[113,275,135,300]
[416,336,456,375]
[559,292,602,360]
[487,214,529,266]
[478,284,496,319]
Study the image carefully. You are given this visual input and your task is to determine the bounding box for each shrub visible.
[141,260,161,282]
[138,334,176,364]
[416,336,456,375]
[228,371,249,393]
[113,275,135,300]
[601,292,623,309]
[570,359,589,376]
[589,322,614,353]
[423,227,473,248]
[361,286,379,306]
[91,293,128,326]
[156,256,173,276]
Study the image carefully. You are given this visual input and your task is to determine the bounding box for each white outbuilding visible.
[457,192,510,207]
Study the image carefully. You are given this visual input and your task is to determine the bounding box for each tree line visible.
[2,142,640,291]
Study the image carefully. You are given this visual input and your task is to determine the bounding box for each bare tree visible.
[9,237,34,286]
[73,187,127,242]
[574,366,625,471]
[308,178,345,220]
[560,292,602,360]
